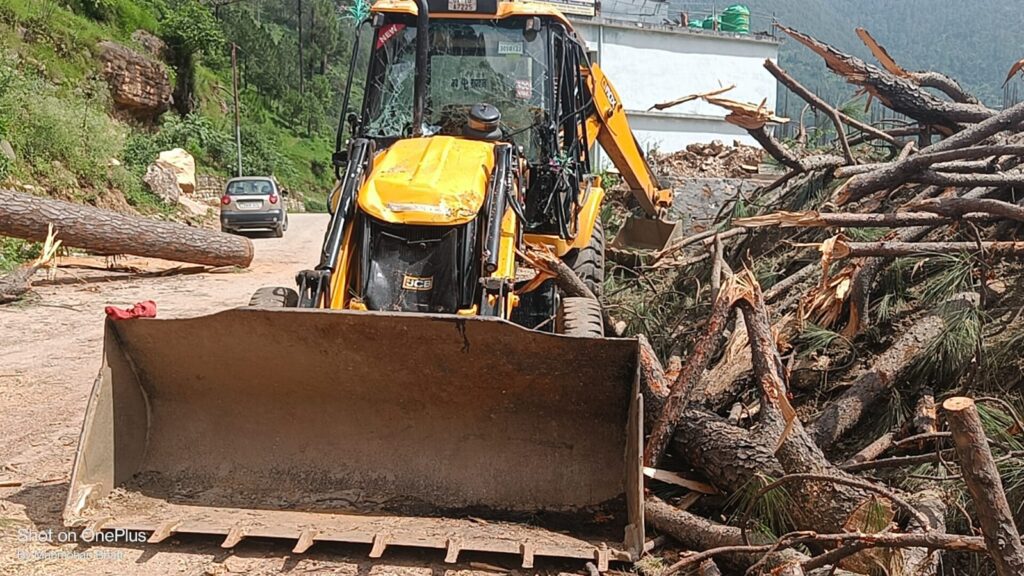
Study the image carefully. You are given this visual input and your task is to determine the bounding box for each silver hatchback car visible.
[220,176,289,237]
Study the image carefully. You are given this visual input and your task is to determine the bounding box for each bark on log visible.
[645,496,766,572]
[834,240,1024,258]
[944,396,1024,576]
[671,409,783,493]
[734,209,997,229]
[842,431,895,467]
[765,58,896,147]
[913,170,1024,188]
[0,189,253,268]
[645,278,737,467]
[736,277,881,534]
[808,313,946,449]
[835,144,1024,177]
[839,100,1024,203]
[856,28,981,105]
[913,388,937,435]
[907,196,1024,223]
[777,24,995,132]
[638,333,669,435]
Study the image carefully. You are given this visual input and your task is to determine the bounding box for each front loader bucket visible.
[610,216,682,253]
[65,308,644,567]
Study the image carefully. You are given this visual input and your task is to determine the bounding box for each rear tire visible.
[563,218,605,296]
[556,296,604,337]
[249,286,298,308]
[273,223,285,238]
[283,214,289,232]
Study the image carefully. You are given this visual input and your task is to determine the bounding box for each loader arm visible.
[583,62,673,218]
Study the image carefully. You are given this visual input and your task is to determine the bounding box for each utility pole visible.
[297,0,305,95]
[231,43,243,177]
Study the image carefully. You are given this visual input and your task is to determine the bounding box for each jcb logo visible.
[402,275,433,291]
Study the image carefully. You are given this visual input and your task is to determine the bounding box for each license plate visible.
[239,201,262,209]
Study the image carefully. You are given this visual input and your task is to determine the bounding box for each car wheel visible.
[248,286,299,308]
[273,223,284,238]
[283,214,289,232]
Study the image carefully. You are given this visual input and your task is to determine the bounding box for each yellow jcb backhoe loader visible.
[66,0,680,568]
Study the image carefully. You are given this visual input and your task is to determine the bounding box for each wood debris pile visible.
[600,23,1024,576]
[651,141,765,179]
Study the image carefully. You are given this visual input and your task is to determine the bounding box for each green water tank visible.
[720,4,750,34]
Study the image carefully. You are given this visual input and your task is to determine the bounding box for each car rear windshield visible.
[227,180,275,195]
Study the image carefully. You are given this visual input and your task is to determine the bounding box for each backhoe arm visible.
[584,62,673,217]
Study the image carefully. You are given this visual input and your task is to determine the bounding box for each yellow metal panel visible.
[358,136,495,226]
[524,186,604,257]
[328,222,357,309]
[371,0,574,26]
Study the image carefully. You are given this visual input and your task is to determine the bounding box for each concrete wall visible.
[573,20,779,154]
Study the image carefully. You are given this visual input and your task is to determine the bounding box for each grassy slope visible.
[0,0,332,213]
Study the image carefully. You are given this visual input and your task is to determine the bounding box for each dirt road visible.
[0,214,570,575]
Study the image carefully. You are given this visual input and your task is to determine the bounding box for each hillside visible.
[0,0,352,251]
[698,0,1024,118]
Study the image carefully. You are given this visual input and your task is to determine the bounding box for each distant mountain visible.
[678,1,1024,118]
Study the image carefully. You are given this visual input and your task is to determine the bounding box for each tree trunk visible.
[833,240,1024,258]
[645,279,737,467]
[944,397,1024,576]
[0,189,254,268]
[808,313,945,449]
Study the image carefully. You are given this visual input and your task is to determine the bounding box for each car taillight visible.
[269,194,279,204]
[220,195,231,205]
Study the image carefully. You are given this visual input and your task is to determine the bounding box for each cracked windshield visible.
[365,19,548,157]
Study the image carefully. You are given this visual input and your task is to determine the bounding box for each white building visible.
[562,5,780,154]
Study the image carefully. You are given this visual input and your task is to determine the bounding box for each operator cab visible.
[343,4,596,238]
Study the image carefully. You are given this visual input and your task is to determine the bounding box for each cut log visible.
[842,431,895,467]
[644,277,739,467]
[944,397,1024,576]
[913,388,937,435]
[0,188,253,268]
[839,100,1024,203]
[777,24,994,132]
[907,196,1024,223]
[808,313,945,449]
[734,209,997,229]
[855,28,980,105]
[645,496,765,572]
[767,59,897,145]
[831,239,1024,258]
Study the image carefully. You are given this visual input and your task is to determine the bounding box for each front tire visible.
[556,296,604,337]
[249,286,298,308]
[563,218,605,296]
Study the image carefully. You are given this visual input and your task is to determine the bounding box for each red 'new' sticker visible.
[376,23,406,49]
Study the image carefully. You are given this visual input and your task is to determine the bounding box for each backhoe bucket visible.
[65,308,644,566]
[610,216,682,253]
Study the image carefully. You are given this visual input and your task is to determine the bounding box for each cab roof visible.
[370,0,575,28]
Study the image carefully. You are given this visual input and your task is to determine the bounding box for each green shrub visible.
[0,58,124,192]
[303,195,327,213]
[0,237,38,272]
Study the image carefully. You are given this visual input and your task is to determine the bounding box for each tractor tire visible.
[556,296,604,337]
[563,218,605,296]
[248,286,299,308]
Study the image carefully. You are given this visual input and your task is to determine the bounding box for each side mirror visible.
[280,189,290,197]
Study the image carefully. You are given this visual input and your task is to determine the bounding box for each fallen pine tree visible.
[604,23,1024,576]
